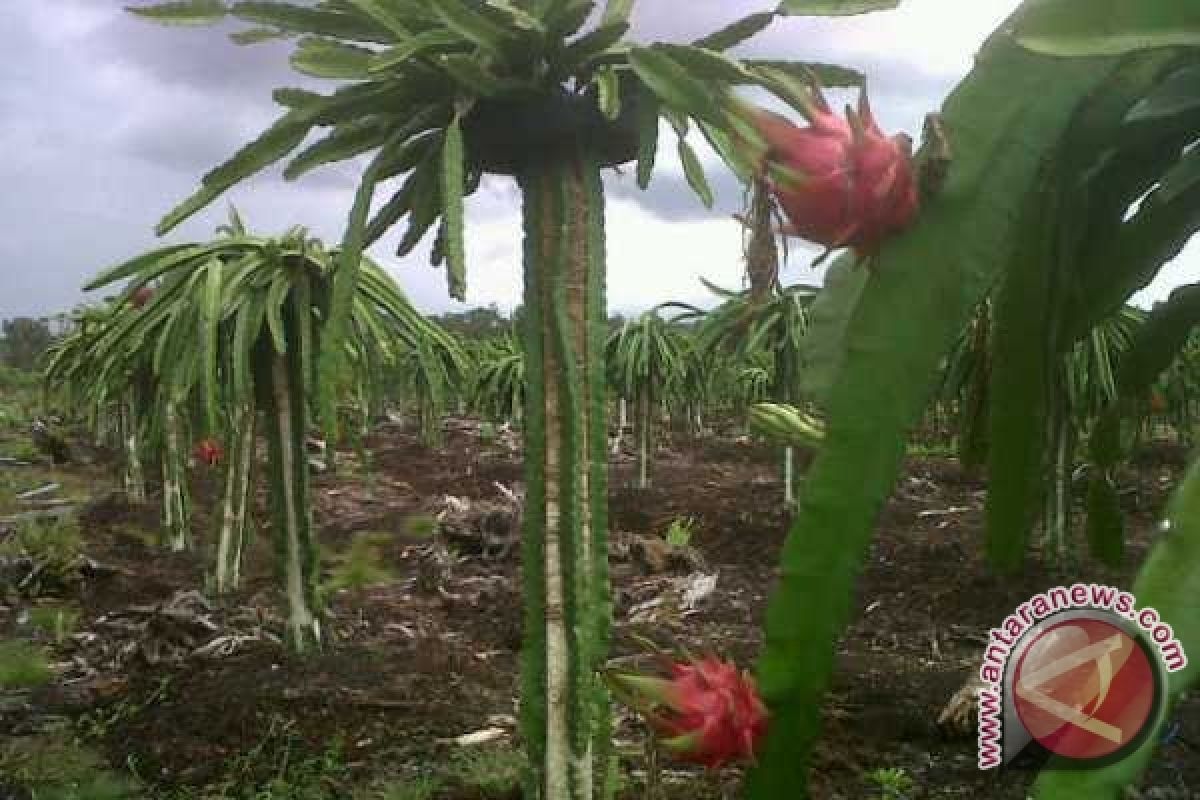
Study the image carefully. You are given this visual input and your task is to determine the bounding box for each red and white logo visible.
[1012,617,1158,761]
[975,584,1185,770]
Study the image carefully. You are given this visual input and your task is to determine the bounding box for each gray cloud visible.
[14,0,1177,327]
[605,161,746,222]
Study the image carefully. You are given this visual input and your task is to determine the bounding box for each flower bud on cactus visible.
[745,81,919,257]
[194,438,223,467]
[606,655,768,769]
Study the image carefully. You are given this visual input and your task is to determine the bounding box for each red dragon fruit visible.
[746,82,920,257]
[130,286,154,309]
[606,654,768,769]
[194,438,223,467]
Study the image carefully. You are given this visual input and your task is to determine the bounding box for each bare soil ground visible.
[1,421,1196,798]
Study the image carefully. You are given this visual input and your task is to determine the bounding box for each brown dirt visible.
[1,422,1196,799]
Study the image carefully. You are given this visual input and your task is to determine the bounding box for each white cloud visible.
[811,0,1018,77]
[1133,237,1200,308]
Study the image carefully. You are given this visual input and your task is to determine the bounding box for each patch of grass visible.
[0,731,134,799]
[906,440,956,458]
[27,605,81,643]
[0,439,43,464]
[0,401,32,431]
[0,468,95,516]
[0,516,84,596]
[3,515,83,565]
[0,365,40,391]
[446,744,525,796]
[326,533,394,595]
[0,640,53,689]
[159,713,350,800]
[76,677,171,742]
[354,775,443,800]
[403,514,438,539]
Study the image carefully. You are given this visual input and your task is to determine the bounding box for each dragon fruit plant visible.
[81,212,448,650]
[44,305,148,505]
[129,0,915,795]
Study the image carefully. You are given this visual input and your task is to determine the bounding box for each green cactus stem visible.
[216,406,255,594]
[518,150,612,800]
[120,399,146,504]
[263,344,320,653]
[161,396,189,551]
[636,390,651,490]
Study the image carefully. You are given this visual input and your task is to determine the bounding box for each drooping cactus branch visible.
[120,398,146,504]
[216,406,255,594]
[161,395,189,551]
[263,341,320,653]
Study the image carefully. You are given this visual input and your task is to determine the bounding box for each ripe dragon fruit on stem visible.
[605,654,769,769]
[740,79,920,260]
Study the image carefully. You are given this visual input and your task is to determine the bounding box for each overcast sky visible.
[1,0,1196,322]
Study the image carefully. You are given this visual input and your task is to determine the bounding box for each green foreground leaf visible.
[745,35,1116,798]
[1016,0,1200,56]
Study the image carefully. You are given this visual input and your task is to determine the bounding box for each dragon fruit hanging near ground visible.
[606,653,769,769]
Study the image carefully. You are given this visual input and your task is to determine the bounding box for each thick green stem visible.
[637,391,650,490]
[783,446,795,508]
[216,408,255,594]
[611,397,627,456]
[518,151,612,800]
[266,350,320,653]
[162,398,188,551]
[121,400,146,504]
[1041,373,1076,572]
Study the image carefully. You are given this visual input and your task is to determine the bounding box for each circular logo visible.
[1012,617,1160,761]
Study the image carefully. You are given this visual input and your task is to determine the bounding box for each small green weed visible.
[479,421,497,445]
[327,533,394,595]
[867,765,914,799]
[403,514,438,540]
[663,516,696,549]
[0,640,53,689]
[27,605,81,643]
